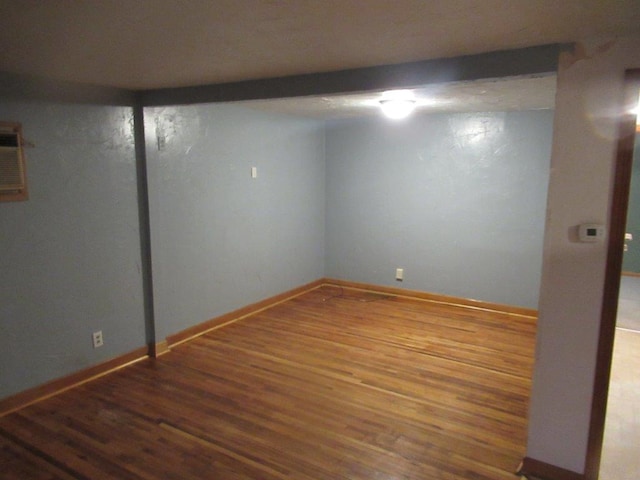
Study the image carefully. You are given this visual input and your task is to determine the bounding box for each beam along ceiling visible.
[0,1,639,91]
[240,75,557,119]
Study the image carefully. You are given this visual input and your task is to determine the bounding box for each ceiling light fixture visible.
[379,90,417,120]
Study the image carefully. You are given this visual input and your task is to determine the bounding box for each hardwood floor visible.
[0,285,537,479]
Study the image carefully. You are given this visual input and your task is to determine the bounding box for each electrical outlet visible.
[395,268,404,281]
[92,330,104,348]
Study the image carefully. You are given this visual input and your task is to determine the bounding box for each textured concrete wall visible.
[145,104,326,340]
[325,110,554,308]
[0,76,145,399]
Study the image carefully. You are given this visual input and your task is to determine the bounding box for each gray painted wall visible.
[146,104,325,340]
[622,134,640,272]
[325,110,554,308]
[0,78,146,399]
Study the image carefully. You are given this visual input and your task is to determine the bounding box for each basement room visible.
[1,2,640,480]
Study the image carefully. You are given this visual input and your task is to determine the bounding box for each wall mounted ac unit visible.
[0,122,28,202]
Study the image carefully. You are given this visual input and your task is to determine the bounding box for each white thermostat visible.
[578,224,605,242]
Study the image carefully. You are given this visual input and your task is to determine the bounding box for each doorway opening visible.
[599,87,640,480]
[587,69,640,480]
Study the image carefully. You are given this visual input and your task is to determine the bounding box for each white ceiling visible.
[0,1,638,91]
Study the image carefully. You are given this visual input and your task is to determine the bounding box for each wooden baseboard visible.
[517,457,585,480]
[1,278,533,416]
[322,278,538,318]
[621,270,640,277]
[166,279,325,347]
[0,347,148,417]
[149,340,170,358]
[166,278,536,350]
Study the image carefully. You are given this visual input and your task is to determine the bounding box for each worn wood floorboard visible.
[0,285,536,479]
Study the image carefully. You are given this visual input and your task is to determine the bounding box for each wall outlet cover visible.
[92,330,104,348]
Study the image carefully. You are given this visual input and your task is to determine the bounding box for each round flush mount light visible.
[379,90,417,119]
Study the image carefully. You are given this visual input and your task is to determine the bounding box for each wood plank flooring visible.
[0,285,537,479]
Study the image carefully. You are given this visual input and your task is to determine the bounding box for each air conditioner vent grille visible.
[0,123,28,201]
[0,146,24,191]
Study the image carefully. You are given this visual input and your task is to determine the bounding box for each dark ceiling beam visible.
[140,43,570,107]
